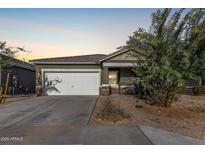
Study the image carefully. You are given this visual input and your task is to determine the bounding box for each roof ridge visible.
[99,48,128,62]
[30,53,107,62]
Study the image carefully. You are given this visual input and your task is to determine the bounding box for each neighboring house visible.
[30,50,137,96]
[0,54,36,95]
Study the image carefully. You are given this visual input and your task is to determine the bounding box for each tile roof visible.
[99,48,128,62]
[30,54,108,64]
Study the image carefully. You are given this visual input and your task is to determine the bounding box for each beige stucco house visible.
[30,49,137,96]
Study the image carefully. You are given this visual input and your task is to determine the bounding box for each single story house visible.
[30,49,137,96]
[0,54,36,95]
[30,49,203,96]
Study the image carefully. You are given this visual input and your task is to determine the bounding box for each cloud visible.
[0,15,111,43]
[0,15,118,60]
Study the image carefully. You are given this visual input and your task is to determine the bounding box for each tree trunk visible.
[199,77,202,86]
[163,94,172,107]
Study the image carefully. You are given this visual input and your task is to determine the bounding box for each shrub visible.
[177,86,187,94]
[193,86,205,95]
[96,97,130,122]
[124,9,205,107]
[133,81,151,100]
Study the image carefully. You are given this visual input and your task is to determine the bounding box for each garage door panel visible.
[45,71,100,95]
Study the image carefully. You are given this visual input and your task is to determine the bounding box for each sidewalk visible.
[139,125,205,145]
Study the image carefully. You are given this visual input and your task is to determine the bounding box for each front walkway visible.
[139,125,205,145]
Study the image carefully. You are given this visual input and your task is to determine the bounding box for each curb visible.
[87,96,99,125]
[136,125,154,145]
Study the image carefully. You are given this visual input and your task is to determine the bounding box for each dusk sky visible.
[0,8,157,61]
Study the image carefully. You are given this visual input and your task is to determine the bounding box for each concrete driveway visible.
[0,96,151,145]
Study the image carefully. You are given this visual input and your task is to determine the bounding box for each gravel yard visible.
[90,94,205,140]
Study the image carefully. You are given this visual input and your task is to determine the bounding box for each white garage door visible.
[44,69,100,95]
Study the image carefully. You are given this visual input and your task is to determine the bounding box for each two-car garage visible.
[31,54,107,96]
[43,69,101,96]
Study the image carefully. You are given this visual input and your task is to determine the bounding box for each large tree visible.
[125,9,205,107]
[0,41,28,70]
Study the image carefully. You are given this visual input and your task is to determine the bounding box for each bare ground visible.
[90,94,205,140]
[0,95,35,105]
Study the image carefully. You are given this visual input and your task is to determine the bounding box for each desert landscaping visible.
[90,94,205,140]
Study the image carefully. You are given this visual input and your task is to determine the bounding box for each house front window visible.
[108,70,119,85]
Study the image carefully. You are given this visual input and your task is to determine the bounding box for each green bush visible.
[125,9,205,107]
[193,86,205,95]
[177,86,187,94]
